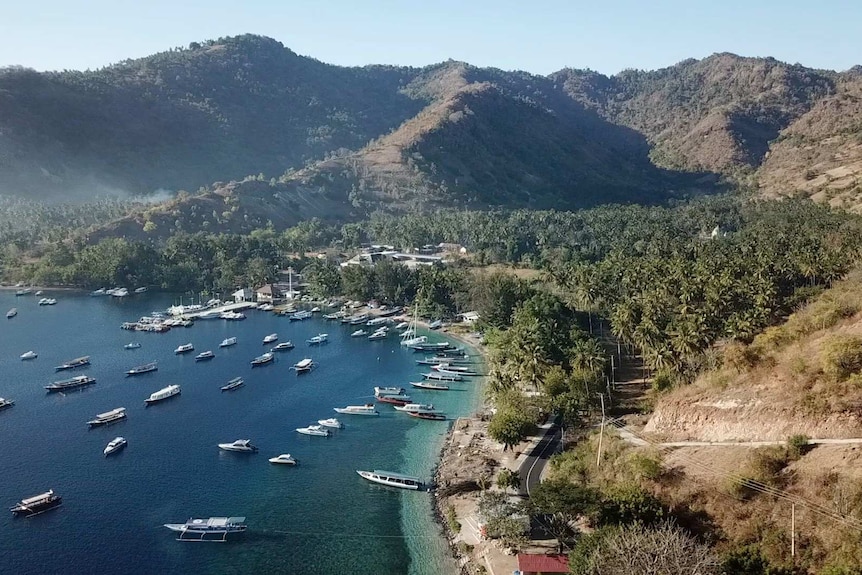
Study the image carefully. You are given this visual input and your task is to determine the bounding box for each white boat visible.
[197,310,221,320]
[310,307,321,313]
[0,397,15,410]
[14,288,31,296]
[195,350,215,361]
[375,392,411,405]
[428,319,443,330]
[134,287,148,294]
[288,310,312,321]
[145,385,181,405]
[272,341,295,351]
[268,454,298,465]
[90,288,106,296]
[262,333,278,344]
[164,517,247,541]
[333,404,379,416]
[400,335,427,347]
[394,321,408,330]
[356,470,422,490]
[104,437,127,456]
[38,298,57,306]
[367,330,387,341]
[111,288,129,298]
[20,350,37,360]
[126,361,158,376]
[220,311,246,320]
[374,386,405,397]
[422,371,463,382]
[393,403,437,413]
[220,377,244,391]
[410,381,450,391]
[351,329,368,337]
[6,308,17,318]
[35,290,43,296]
[317,418,343,429]
[87,407,126,427]
[124,342,141,350]
[433,366,479,377]
[292,358,314,372]
[295,425,330,437]
[366,317,389,327]
[251,352,275,367]
[10,489,63,516]
[174,343,194,354]
[218,439,258,453]
[306,333,328,345]
[324,311,346,320]
[219,337,237,348]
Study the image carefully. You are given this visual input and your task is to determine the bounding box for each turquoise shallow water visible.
[0,291,482,574]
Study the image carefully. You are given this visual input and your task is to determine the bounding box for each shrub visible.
[445,504,460,533]
[786,434,811,460]
[723,341,762,371]
[598,484,666,526]
[821,335,862,381]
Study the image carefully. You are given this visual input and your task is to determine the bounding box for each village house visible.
[232,288,254,303]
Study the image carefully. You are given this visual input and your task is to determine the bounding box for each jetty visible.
[181,302,258,319]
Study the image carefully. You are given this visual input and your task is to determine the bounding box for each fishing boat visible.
[346,313,369,325]
[126,361,158,376]
[220,311,246,321]
[422,371,463,382]
[431,365,480,376]
[333,403,379,416]
[410,381,450,391]
[295,425,330,437]
[55,356,90,371]
[46,375,96,392]
[428,354,470,364]
[394,321,409,330]
[195,350,215,361]
[20,350,37,361]
[163,517,247,541]
[10,490,63,517]
[409,342,453,352]
[395,403,446,420]
[306,333,328,345]
[218,440,257,453]
[87,407,126,427]
[356,470,422,490]
[174,343,194,354]
[103,437,127,456]
[351,329,368,337]
[373,386,405,397]
[317,418,343,429]
[375,393,411,406]
[14,289,31,296]
[271,341,295,351]
[400,335,427,347]
[262,333,278,344]
[428,319,443,330]
[219,337,237,348]
[393,402,436,413]
[90,288,107,296]
[251,352,275,367]
[408,410,447,420]
[124,342,141,350]
[145,385,181,405]
[0,397,15,410]
[268,454,298,465]
[292,358,314,372]
[324,311,346,320]
[435,347,467,358]
[220,377,244,391]
[6,308,17,318]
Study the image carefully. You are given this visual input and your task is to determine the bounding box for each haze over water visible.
[0,291,480,574]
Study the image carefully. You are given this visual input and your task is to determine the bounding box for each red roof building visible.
[516,553,569,574]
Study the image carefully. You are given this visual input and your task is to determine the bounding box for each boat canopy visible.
[372,470,421,483]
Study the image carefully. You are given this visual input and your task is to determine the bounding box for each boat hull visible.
[11,497,63,517]
[356,470,421,490]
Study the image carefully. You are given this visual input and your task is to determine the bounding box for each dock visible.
[180,302,258,319]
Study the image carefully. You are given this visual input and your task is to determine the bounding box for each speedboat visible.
[317,418,343,429]
[35,290,43,296]
[174,343,194,354]
[6,308,17,318]
[134,287,148,293]
[38,298,57,306]
[10,490,63,517]
[271,341,295,351]
[124,342,141,350]
[195,350,215,361]
[86,407,126,427]
[164,517,247,541]
[258,303,274,311]
[104,437,127,456]
[0,397,15,411]
[410,381,450,391]
[220,377,244,391]
[262,333,278,344]
[310,307,320,313]
[90,288,106,296]
[351,329,368,337]
[218,439,258,453]
[333,404,379,416]
[394,321,409,330]
[306,333,328,345]
[145,385,181,405]
[14,288,31,296]
[292,358,314,372]
[126,361,158,376]
[219,337,237,348]
[356,470,422,490]
[55,356,90,371]
[268,454,298,465]
[295,425,330,437]
[111,287,129,298]
[368,330,387,341]
[196,310,221,320]
[220,311,246,320]
[393,402,436,412]
[20,350,37,361]
[288,310,312,321]
[324,311,346,320]
[251,352,274,367]
[367,317,389,327]
[45,375,96,392]
[428,319,443,330]
[394,403,446,420]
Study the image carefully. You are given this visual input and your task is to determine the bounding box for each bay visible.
[0,291,481,574]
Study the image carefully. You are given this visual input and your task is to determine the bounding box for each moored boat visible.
[431,365,480,376]
[356,470,422,490]
[262,333,278,344]
[38,298,57,306]
[288,310,313,321]
[219,337,237,348]
[0,397,15,410]
[134,286,148,294]
[317,417,343,429]
[174,343,194,354]
[55,356,90,371]
[373,386,405,397]
[15,289,31,296]
[367,330,387,341]
[163,516,247,541]
[6,308,17,318]
[428,319,443,330]
[145,385,181,405]
[195,350,215,361]
[218,439,257,453]
[10,490,62,517]
[422,371,462,382]
[104,437,127,456]
[351,329,368,337]
[268,454,298,465]
[334,403,379,416]
[292,358,314,372]
[20,350,37,360]
[410,381,450,391]
[306,333,328,345]
[408,410,447,420]
[45,375,96,392]
[124,342,141,350]
[400,335,427,347]
[87,407,126,427]
[324,311,346,320]
[409,342,453,352]
[271,341,295,351]
[393,402,436,413]
[251,352,274,367]
[375,392,412,405]
[295,425,330,437]
[220,377,244,391]
[126,361,158,376]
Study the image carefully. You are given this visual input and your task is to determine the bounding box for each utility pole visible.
[791,503,796,558]
[596,393,606,467]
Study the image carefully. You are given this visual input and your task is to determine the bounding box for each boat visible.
[90,288,107,296]
[251,352,274,367]
[38,298,57,306]
[393,402,437,413]
[218,440,257,453]
[55,356,90,371]
[145,385,181,405]
[6,308,17,318]
[428,319,443,330]
[110,287,129,298]
[220,377,244,391]
[10,490,63,517]
[292,358,314,372]
[262,333,278,344]
[46,375,96,392]
[14,289,31,296]
[220,311,246,321]
[375,393,412,405]
[35,290,43,296]
[163,517,247,541]
[268,454,298,465]
[431,364,480,376]
[324,311,346,320]
[351,329,368,337]
[295,425,330,437]
[271,341,295,351]
[219,337,237,348]
[104,437,127,456]
[288,310,312,321]
[429,354,470,364]
[346,313,369,325]
[409,342,453,352]
[86,407,126,427]
[20,350,37,361]
[408,410,447,420]
[134,286,148,294]
[317,418,343,429]
[410,381,450,391]
[367,330,387,341]
[196,310,221,320]
[310,307,321,313]
[0,397,15,410]
[394,321,409,330]
[356,470,422,490]
[195,350,215,361]
[126,361,158,376]
[124,342,141,350]
[422,371,462,382]
[174,343,194,354]
[378,306,403,317]
[307,333,328,345]
[400,335,427,347]
[367,317,389,327]
[373,386,405,397]
[333,404,379,416]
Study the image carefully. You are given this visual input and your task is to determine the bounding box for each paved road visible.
[518,417,562,496]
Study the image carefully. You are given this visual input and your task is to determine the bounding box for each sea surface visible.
[0,291,483,575]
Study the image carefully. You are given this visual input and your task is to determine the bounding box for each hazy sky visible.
[2,0,860,75]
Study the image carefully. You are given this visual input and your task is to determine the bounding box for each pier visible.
[179,301,258,318]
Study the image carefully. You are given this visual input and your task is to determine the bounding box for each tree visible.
[488,409,534,451]
[496,468,521,494]
[529,478,598,552]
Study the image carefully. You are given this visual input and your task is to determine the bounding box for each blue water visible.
[0,291,481,575]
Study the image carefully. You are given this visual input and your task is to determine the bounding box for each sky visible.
[2,0,860,75]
